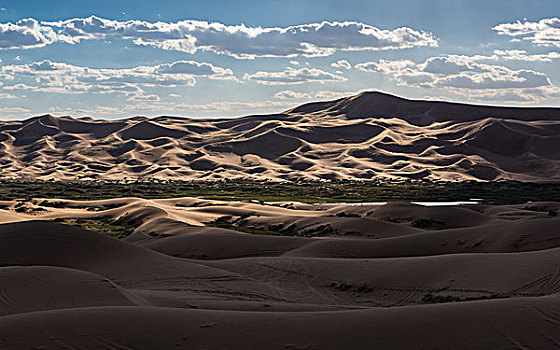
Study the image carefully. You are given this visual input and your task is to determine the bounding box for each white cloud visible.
[421,55,485,75]
[0,18,57,49]
[273,89,358,100]
[49,105,124,117]
[356,54,558,103]
[155,60,231,76]
[331,60,351,70]
[0,106,31,120]
[244,67,347,85]
[493,17,560,47]
[359,55,553,90]
[356,51,560,73]
[465,86,560,104]
[127,94,160,102]
[3,83,36,90]
[154,60,238,81]
[422,95,453,102]
[355,59,415,73]
[36,16,437,58]
[0,106,29,113]
[172,100,296,113]
[434,68,549,90]
[273,90,312,99]
[493,49,560,62]
[0,59,235,95]
[314,90,359,99]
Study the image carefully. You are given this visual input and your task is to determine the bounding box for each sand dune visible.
[0,91,558,181]
[1,91,559,348]
[287,91,560,124]
[1,197,560,348]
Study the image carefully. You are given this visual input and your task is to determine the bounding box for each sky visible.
[0,0,558,119]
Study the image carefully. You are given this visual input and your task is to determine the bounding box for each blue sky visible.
[0,0,558,119]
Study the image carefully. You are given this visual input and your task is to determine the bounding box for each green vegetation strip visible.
[0,179,558,204]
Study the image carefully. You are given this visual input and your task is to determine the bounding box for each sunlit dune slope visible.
[0,91,558,181]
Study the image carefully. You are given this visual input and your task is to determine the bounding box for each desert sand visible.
[0,92,559,349]
[0,91,558,182]
[0,197,559,348]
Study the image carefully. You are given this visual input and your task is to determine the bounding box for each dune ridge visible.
[1,91,558,182]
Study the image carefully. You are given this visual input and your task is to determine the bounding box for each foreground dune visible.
[1,197,559,348]
[1,91,558,182]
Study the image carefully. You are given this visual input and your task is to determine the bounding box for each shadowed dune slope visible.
[1,298,560,350]
[0,266,136,316]
[1,198,560,348]
[0,91,558,181]
[287,91,560,124]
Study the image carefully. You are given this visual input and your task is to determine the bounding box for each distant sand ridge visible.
[1,91,558,181]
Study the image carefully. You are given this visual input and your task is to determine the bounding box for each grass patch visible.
[328,282,373,293]
[39,201,68,208]
[411,218,446,229]
[85,203,126,212]
[422,293,508,304]
[148,231,173,238]
[326,212,361,218]
[53,217,141,239]
[14,206,46,213]
[523,205,558,217]
[205,215,284,236]
[205,214,331,237]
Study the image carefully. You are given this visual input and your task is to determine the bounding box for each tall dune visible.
[0,92,558,181]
